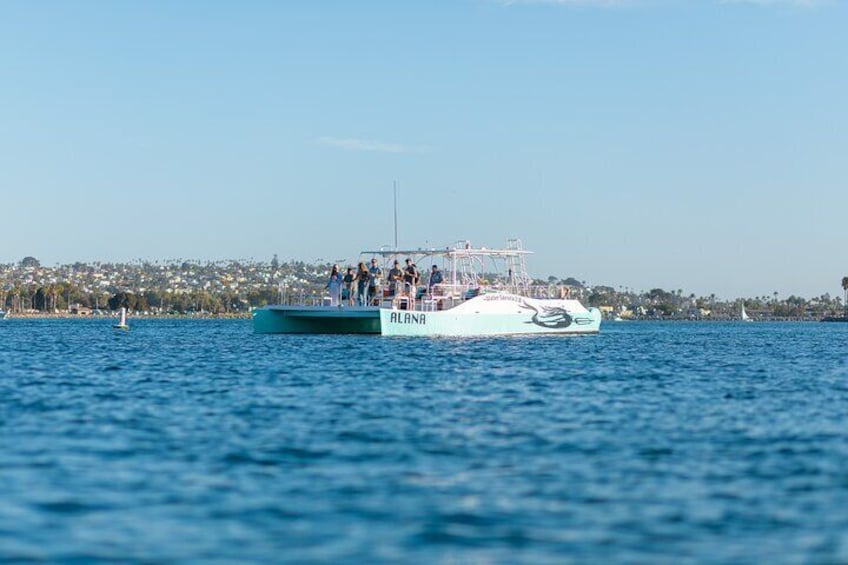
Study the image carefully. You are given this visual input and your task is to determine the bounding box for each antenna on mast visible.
[393,180,398,250]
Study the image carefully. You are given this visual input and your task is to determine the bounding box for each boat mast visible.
[393,180,398,250]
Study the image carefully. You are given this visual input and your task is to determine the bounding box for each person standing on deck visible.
[342,267,355,305]
[403,258,419,297]
[354,262,371,306]
[368,258,383,305]
[387,260,403,296]
[326,265,343,306]
[427,265,444,296]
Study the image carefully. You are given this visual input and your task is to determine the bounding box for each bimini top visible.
[359,239,534,260]
[360,239,536,292]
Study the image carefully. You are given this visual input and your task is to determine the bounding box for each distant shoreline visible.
[2,312,250,320]
[1,312,837,323]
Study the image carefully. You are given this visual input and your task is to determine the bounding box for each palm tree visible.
[842,276,848,316]
[52,283,64,312]
[11,283,21,313]
[27,284,37,311]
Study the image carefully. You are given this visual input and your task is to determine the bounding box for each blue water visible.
[1,319,847,563]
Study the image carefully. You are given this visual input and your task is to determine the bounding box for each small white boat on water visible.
[113,307,129,331]
[253,239,601,337]
[741,304,752,322]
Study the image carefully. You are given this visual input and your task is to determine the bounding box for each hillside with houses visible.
[1,256,845,320]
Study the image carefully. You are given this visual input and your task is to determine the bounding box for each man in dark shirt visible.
[403,258,419,293]
[387,260,403,296]
[342,267,355,305]
[428,265,444,295]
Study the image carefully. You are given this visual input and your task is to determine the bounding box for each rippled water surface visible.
[1,319,847,562]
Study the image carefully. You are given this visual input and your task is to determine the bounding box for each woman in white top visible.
[326,265,344,306]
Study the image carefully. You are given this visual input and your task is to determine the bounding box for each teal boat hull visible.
[252,306,381,334]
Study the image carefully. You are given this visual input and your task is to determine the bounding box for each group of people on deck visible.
[326,257,443,306]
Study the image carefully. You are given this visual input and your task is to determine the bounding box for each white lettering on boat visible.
[481,295,522,303]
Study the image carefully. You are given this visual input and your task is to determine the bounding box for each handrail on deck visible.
[273,281,578,309]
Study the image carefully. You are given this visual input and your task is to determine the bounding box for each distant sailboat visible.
[741,304,752,322]
[113,307,129,331]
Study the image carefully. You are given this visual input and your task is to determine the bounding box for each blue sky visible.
[1,0,845,298]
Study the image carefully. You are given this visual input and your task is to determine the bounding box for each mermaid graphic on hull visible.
[519,300,595,329]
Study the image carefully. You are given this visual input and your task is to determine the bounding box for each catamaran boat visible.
[252,239,601,337]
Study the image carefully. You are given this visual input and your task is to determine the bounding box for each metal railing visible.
[273,282,578,309]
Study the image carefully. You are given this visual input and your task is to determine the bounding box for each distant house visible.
[70,304,92,316]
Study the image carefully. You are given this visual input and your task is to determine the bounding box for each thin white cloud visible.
[316,137,426,154]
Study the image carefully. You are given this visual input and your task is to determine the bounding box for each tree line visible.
[0,284,280,314]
